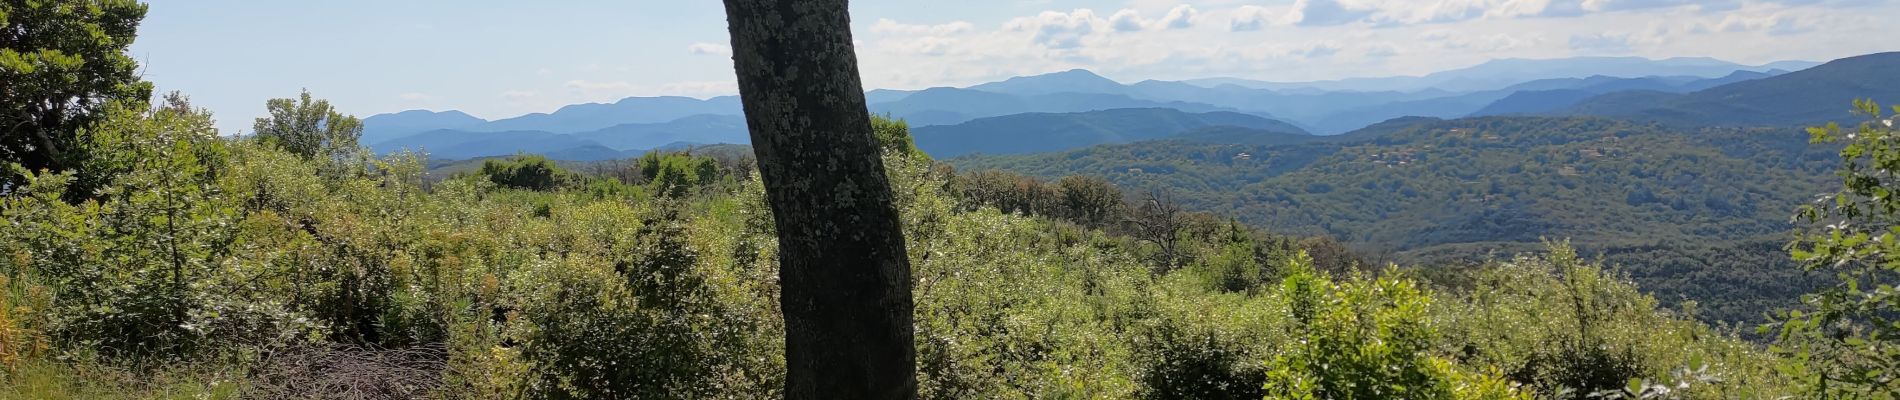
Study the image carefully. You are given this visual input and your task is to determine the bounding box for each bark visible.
[720,0,917,398]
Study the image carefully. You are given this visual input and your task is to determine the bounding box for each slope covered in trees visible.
[953,116,1840,324]
[0,102,1799,398]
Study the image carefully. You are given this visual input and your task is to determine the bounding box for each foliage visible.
[252,89,366,176]
[955,116,1840,327]
[478,154,572,191]
[642,151,719,199]
[872,115,922,157]
[1444,244,1791,399]
[0,0,155,200]
[1264,254,1490,400]
[1775,99,1900,398]
[0,81,1814,399]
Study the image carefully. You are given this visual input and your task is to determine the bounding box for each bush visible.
[479,155,571,191]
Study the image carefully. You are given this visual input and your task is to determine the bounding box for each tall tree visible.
[252,90,362,160]
[720,0,916,398]
[0,0,155,196]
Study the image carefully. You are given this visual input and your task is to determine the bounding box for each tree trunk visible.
[720,1,917,398]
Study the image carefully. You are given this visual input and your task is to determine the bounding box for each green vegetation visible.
[4,2,1896,398]
[953,116,1840,326]
[253,90,366,168]
[0,97,1807,397]
[477,155,573,191]
[0,0,154,200]
[1773,100,1900,397]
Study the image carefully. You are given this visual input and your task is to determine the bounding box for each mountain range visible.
[1182,56,1816,93]
[355,53,1900,161]
[912,108,1308,157]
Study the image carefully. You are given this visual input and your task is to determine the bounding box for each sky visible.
[131,0,1900,134]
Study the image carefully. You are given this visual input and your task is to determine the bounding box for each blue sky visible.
[132,0,1900,134]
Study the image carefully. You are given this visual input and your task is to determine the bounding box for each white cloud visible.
[1286,0,1374,26]
[562,79,736,103]
[1159,5,1199,29]
[839,0,1891,92]
[1710,10,1814,35]
[500,90,536,101]
[687,42,731,56]
[1361,43,1400,58]
[1004,9,1106,49]
[871,18,975,36]
[1272,0,1771,27]
[1109,9,1151,32]
[1229,5,1275,31]
[1568,32,1635,53]
[1295,42,1343,58]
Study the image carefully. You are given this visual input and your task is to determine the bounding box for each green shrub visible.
[479,155,571,191]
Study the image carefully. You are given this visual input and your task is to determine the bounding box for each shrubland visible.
[0,97,1808,398]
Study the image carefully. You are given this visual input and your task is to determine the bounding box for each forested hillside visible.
[0,101,1801,398]
[953,116,1840,324]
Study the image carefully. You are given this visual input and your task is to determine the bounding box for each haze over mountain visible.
[355,53,1869,160]
[1557,52,1900,127]
[912,108,1307,157]
[1183,57,1817,93]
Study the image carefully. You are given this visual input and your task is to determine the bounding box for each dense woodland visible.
[6,1,1900,399]
[953,117,1842,326]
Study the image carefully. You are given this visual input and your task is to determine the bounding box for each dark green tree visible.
[871,115,920,157]
[478,154,570,191]
[1,0,155,197]
[1056,175,1121,227]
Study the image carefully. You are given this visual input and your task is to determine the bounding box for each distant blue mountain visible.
[864,89,917,104]
[371,130,605,161]
[361,110,486,145]
[569,114,749,151]
[1183,56,1818,93]
[354,54,1849,161]
[967,69,1129,96]
[867,87,1246,126]
[481,96,743,133]
[370,114,751,161]
[1470,70,1785,117]
[913,108,1307,157]
[1558,52,1900,127]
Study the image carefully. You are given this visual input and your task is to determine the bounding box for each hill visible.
[950,116,1839,324]
[912,108,1307,157]
[967,68,1129,96]
[867,87,1243,126]
[1561,52,1900,127]
[1184,56,1815,92]
[569,114,749,151]
[360,109,487,144]
[482,96,743,133]
[369,114,752,161]
[370,130,609,160]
